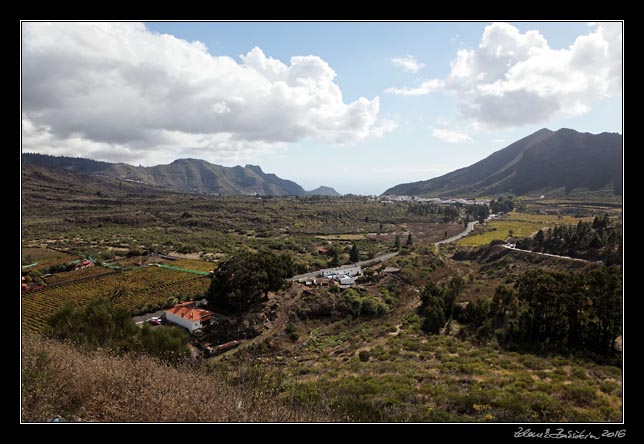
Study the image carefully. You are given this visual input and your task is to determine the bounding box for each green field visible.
[458,212,593,247]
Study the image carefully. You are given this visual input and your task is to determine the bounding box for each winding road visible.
[213,220,487,359]
[501,245,593,263]
[289,251,400,281]
[290,221,479,282]
[435,221,478,245]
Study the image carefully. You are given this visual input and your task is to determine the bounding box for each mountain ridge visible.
[383,128,622,197]
[22,153,340,197]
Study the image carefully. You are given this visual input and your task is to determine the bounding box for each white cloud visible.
[386,79,444,96]
[21,22,394,164]
[391,55,425,73]
[432,128,473,143]
[387,22,622,128]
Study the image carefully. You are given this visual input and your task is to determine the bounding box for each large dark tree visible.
[586,266,622,355]
[208,250,294,314]
[418,278,461,335]
[349,243,359,263]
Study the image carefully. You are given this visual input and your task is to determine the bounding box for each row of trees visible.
[516,216,622,264]
[465,204,490,224]
[47,298,189,362]
[393,234,413,250]
[406,203,460,222]
[457,267,622,361]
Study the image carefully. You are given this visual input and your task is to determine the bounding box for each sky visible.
[21,21,622,195]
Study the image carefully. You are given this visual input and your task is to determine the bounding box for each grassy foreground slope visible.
[21,334,330,422]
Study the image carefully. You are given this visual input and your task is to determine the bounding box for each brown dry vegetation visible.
[21,334,331,423]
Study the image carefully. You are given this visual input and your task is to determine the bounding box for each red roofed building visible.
[74,259,94,271]
[165,301,212,333]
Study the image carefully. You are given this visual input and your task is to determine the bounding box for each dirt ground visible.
[405,222,465,244]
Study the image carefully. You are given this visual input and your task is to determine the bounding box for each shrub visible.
[561,383,597,406]
[358,350,370,362]
[127,248,143,257]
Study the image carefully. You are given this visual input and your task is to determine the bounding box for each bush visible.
[358,350,370,362]
[561,383,597,406]
[341,289,389,318]
[127,248,143,257]
[177,244,199,254]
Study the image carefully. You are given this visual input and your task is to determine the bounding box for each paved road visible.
[435,221,478,245]
[133,309,166,325]
[501,245,593,263]
[289,251,400,281]
[290,221,481,281]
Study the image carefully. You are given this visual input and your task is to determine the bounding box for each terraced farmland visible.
[22,266,210,333]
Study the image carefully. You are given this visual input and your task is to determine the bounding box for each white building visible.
[338,275,355,285]
[319,265,362,278]
[165,302,213,333]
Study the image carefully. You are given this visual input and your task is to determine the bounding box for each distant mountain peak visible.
[383,128,622,197]
[306,186,341,196]
[22,153,319,197]
[171,158,203,164]
[244,164,264,173]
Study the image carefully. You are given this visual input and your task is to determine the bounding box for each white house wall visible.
[165,312,201,333]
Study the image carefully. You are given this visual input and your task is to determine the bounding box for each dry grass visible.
[21,334,330,423]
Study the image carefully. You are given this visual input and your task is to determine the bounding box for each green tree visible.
[328,249,340,267]
[48,298,138,350]
[138,324,189,362]
[421,304,445,335]
[349,243,359,263]
[443,276,464,319]
[587,266,622,355]
[208,250,294,314]
[406,233,413,246]
[47,298,189,362]
[419,281,448,335]
[394,235,401,250]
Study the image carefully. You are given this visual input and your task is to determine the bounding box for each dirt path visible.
[210,289,303,361]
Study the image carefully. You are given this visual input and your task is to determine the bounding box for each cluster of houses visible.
[319,264,362,286]
[379,195,490,206]
[296,265,363,288]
